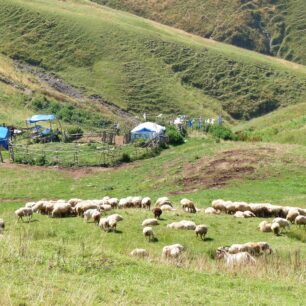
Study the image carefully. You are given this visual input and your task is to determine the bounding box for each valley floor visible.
[0,138,305,305]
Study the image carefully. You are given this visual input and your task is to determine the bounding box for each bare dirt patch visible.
[178,147,276,192]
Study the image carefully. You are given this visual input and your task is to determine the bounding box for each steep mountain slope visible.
[0,0,305,122]
[93,0,306,64]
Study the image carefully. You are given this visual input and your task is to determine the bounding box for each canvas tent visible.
[131,122,166,141]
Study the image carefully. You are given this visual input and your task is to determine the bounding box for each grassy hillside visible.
[0,138,305,304]
[94,0,306,65]
[236,102,306,146]
[0,0,305,122]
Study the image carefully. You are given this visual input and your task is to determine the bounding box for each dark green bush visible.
[120,153,131,163]
[207,125,237,141]
[165,125,184,145]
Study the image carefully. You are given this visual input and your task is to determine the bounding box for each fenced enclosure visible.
[11,142,158,167]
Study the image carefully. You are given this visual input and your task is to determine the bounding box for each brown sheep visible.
[152,207,162,219]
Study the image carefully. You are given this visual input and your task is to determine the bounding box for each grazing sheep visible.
[234,211,245,218]
[160,204,175,212]
[216,250,256,268]
[286,209,300,223]
[51,203,72,218]
[141,197,151,210]
[0,218,5,233]
[68,198,82,207]
[155,197,172,208]
[130,248,149,257]
[132,196,143,208]
[15,207,33,222]
[152,207,162,219]
[212,199,227,213]
[143,227,155,242]
[295,215,306,227]
[118,198,129,209]
[102,214,123,232]
[271,222,281,236]
[272,218,290,231]
[75,201,99,216]
[162,244,184,258]
[25,202,36,209]
[181,198,196,213]
[142,218,159,227]
[204,207,219,215]
[108,198,119,209]
[195,224,208,240]
[100,204,112,212]
[84,208,101,224]
[224,242,272,256]
[99,217,110,232]
[258,221,272,232]
[167,220,196,230]
[243,211,256,218]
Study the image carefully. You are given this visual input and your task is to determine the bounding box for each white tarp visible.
[131,122,166,134]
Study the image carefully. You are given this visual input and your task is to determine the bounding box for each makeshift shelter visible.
[28,114,56,125]
[131,122,166,141]
[0,127,9,150]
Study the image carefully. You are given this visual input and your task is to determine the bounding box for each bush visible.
[207,125,237,141]
[64,127,84,142]
[134,138,146,147]
[120,153,131,163]
[165,125,184,145]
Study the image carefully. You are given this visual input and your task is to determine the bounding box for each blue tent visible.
[0,127,10,150]
[131,122,166,141]
[28,114,56,124]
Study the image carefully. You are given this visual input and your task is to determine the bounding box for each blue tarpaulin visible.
[0,127,10,150]
[28,114,56,124]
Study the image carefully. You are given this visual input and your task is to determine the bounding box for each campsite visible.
[0,0,305,305]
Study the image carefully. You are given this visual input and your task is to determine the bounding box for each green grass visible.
[0,0,305,121]
[93,0,306,65]
[0,138,306,304]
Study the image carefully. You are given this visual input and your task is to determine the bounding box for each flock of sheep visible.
[2,196,305,268]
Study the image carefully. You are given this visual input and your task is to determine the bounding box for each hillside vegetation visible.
[0,0,305,122]
[94,0,306,65]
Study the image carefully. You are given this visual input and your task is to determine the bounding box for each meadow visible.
[0,138,305,305]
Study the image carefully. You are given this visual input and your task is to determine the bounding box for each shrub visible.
[207,125,237,141]
[64,127,84,142]
[120,153,131,163]
[165,125,184,145]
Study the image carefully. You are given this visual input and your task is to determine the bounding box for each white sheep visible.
[100,204,112,212]
[15,207,33,222]
[108,198,119,209]
[143,227,155,242]
[84,208,101,224]
[132,196,143,208]
[155,197,172,208]
[99,217,110,231]
[217,250,256,268]
[141,197,151,210]
[286,209,300,223]
[258,221,272,232]
[162,244,184,258]
[243,211,256,218]
[167,220,196,230]
[160,204,175,211]
[195,224,208,240]
[272,218,290,231]
[51,203,72,218]
[142,218,159,227]
[180,198,196,213]
[130,248,149,257]
[204,207,219,215]
[295,215,306,227]
[234,211,245,218]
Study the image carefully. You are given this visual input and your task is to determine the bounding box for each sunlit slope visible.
[94,0,306,64]
[0,0,305,121]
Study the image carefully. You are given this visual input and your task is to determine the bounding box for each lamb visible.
[272,218,290,231]
[130,248,149,257]
[141,197,151,210]
[167,220,196,230]
[180,198,196,213]
[271,222,281,236]
[51,202,72,218]
[295,215,306,227]
[162,244,184,258]
[0,218,4,233]
[84,208,101,224]
[258,221,272,232]
[142,218,159,227]
[143,227,155,242]
[15,207,33,222]
[286,209,300,223]
[195,224,208,240]
[216,250,256,268]
[152,207,162,219]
